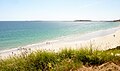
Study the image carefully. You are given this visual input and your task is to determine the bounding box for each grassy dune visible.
[0,47,120,71]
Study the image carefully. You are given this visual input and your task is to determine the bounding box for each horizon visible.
[0,19,119,21]
[0,0,120,21]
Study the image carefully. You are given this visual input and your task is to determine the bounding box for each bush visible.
[0,48,120,71]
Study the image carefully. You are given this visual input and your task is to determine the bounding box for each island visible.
[113,19,120,22]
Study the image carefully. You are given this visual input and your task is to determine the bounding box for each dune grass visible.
[0,48,120,71]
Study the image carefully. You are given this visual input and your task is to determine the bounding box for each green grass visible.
[0,48,120,71]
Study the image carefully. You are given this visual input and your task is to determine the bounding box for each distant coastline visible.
[113,19,120,22]
[0,19,120,22]
[74,20,92,22]
[73,19,120,22]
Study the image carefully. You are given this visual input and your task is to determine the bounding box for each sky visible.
[0,0,120,21]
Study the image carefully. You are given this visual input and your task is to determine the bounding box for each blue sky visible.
[0,0,120,21]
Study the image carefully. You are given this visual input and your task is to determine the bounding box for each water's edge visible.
[0,25,120,54]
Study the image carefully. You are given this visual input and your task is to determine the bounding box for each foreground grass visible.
[0,48,120,71]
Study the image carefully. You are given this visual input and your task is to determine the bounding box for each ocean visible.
[0,21,120,50]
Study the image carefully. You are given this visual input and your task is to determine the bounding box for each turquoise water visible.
[0,21,120,50]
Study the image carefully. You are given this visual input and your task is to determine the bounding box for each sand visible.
[0,29,120,59]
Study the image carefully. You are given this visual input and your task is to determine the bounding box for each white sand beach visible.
[0,28,120,59]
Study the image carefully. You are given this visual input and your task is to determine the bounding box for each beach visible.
[1,0,120,70]
[0,26,120,59]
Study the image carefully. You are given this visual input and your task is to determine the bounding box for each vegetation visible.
[0,47,120,71]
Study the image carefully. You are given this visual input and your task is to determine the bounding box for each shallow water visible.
[0,21,120,50]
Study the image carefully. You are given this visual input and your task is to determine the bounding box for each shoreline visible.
[0,26,120,59]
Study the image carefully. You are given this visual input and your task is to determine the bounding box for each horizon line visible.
[0,19,119,22]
